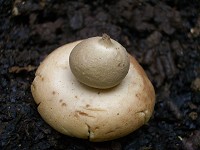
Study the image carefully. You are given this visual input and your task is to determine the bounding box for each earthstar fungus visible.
[31,34,155,142]
[69,34,130,89]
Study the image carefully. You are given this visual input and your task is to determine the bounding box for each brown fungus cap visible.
[31,36,155,142]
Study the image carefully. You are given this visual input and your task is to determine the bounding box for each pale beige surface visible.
[31,41,155,142]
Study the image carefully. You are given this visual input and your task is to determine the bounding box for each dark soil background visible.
[0,0,200,149]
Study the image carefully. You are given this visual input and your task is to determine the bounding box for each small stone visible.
[191,78,200,91]
[189,112,198,120]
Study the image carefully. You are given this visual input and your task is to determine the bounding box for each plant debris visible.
[9,65,36,73]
